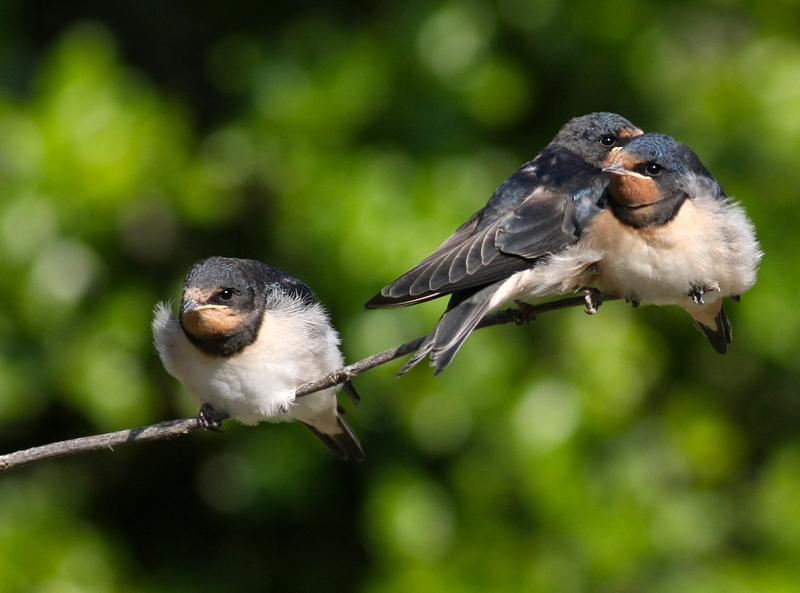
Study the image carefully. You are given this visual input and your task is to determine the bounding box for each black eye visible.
[644,163,663,176]
[219,289,234,301]
[600,135,616,147]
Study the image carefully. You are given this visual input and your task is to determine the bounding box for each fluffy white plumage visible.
[484,244,604,309]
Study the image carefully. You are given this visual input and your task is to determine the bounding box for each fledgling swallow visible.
[153,257,364,461]
[365,112,644,375]
[584,132,762,352]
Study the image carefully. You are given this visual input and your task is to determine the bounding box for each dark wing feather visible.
[365,147,609,310]
[495,187,578,256]
[366,188,581,309]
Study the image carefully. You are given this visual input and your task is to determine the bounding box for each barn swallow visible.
[584,132,762,352]
[153,257,364,461]
[365,112,643,375]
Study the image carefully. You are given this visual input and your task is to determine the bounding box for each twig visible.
[0,292,616,473]
[0,418,201,473]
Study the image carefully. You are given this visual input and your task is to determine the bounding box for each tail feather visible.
[397,284,499,377]
[303,413,364,461]
[693,304,732,354]
[342,379,360,405]
[396,333,436,377]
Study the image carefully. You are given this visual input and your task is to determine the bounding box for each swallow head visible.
[178,257,268,355]
[553,112,644,168]
[603,133,693,204]
[602,133,707,228]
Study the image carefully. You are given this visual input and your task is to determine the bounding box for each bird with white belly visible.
[586,132,762,352]
[153,256,364,461]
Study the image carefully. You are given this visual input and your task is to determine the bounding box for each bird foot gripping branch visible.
[513,300,539,325]
[197,403,227,432]
[689,282,720,305]
[583,288,602,315]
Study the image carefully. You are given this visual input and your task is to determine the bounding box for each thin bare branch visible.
[0,292,616,473]
[0,418,201,473]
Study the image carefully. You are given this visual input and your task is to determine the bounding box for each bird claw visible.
[689,283,720,305]
[583,288,601,315]
[198,403,227,432]
[514,300,537,325]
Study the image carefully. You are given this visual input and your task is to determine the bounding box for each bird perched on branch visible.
[588,132,762,353]
[153,256,364,461]
[365,112,644,375]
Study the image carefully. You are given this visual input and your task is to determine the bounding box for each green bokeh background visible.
[1,1,799,591]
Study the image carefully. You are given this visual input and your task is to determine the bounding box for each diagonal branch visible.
[0,292,616,473]
[293,291,613,397]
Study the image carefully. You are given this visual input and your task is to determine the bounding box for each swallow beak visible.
[180,299,230,321]
[180,299,203,318]
[602,162,630,176]
[179,299,238,338]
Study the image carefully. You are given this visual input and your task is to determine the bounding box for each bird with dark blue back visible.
[365,112,644,375]
[367,119,762,374]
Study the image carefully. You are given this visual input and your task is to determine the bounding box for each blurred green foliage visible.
[1,1,799,591]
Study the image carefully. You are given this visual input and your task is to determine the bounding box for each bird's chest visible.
[582,204,718,305]
[175,338,299,406]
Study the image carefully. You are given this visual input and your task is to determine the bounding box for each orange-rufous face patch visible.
[181,305,243,338]
[608,173,661,207]
[607,152,662,207]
